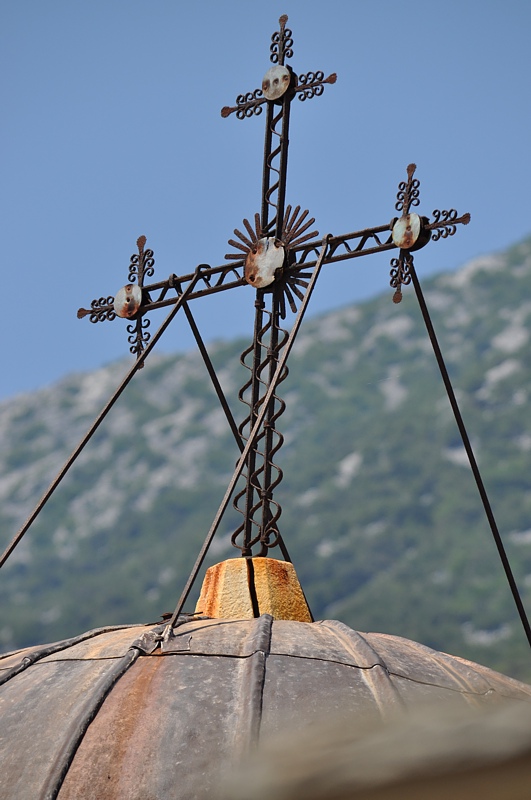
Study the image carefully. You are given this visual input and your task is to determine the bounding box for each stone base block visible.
[195,557,312,622]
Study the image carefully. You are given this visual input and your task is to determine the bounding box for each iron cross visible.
[77,14,470,567]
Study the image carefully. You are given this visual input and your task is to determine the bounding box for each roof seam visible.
[387,671,504,697]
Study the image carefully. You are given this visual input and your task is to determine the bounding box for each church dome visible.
[1,612,530,799]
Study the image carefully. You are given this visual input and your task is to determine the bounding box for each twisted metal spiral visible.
[231,301,290,556]
[264,106,285,232]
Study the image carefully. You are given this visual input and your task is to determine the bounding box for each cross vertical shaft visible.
[226,15,328,557]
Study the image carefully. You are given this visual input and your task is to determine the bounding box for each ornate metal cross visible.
[77,14,470,567]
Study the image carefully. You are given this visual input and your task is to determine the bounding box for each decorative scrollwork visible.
[129,235,155,285]
[236,89,264,119]
[241,90,262,105]
[129,248,141,283]
[395,163,420,214]
[390,251,413,303]
[127,317,151,364]
[76,296,115,323]
[221,88,265,120]
[295,70,337,102]
[297,70,323,100]
[430,209,459,241]
[270,14,293,65]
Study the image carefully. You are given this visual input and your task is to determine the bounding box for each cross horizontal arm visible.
[77,264,247,322]
[221,72,337,120]
[77,206,470,324]
[77,222,395,322]
[426,210,471,240]
[297,223,395,267]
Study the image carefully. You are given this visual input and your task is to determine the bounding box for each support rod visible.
[168,238,329,626]
[0,270,203,570]
[409,260,531,650]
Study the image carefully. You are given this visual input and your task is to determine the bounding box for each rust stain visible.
[59,655,164,799]
[392,214,420,250]
[265,558,291,586]
[195,559,254,620]
[253,557,312,622]
[400,225,415,249]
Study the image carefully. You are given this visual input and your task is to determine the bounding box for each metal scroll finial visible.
[390,164,470,303]
[396,163,420,216]
[270,14,293,66]
[77,235,154,366]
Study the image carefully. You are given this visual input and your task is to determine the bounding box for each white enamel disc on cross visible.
[114,284,142,318]
[392,213,421,250]
[262,66,291,101]
[245,238,285,288]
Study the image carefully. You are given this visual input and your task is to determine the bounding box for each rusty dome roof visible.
[1,614,531,800]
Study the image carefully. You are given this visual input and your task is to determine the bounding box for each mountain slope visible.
[2,236,531,680]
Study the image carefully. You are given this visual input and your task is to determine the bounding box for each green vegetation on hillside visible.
[2,236,531,681]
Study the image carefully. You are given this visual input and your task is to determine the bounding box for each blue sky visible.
[3,0,531,399]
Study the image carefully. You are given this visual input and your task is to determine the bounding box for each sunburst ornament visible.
[225,205,319,316]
